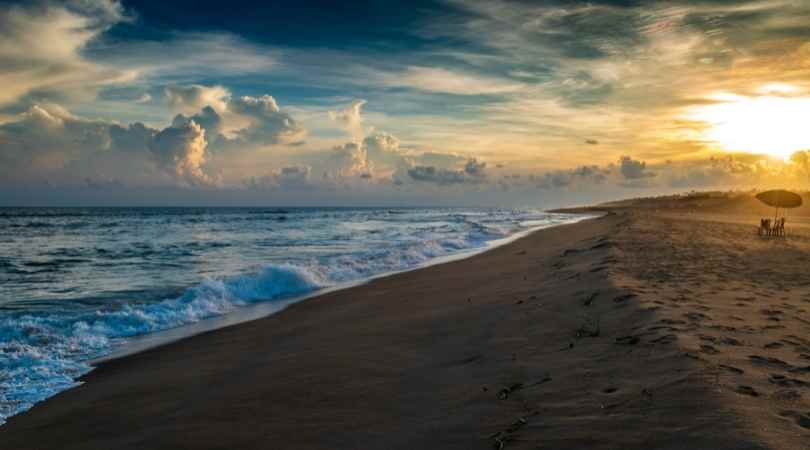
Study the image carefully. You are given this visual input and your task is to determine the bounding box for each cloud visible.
[363,133,408,174]
[417,151,468,167]
[0,0,134,107]
[379,66,524,95]
[408,158,488,185]
[329,99,367,141]
[0,102,218,186]
[408,166,469,184]
[464,158,487,177]
[149,120,218,186]
[228,95,307,145]
[109,122,156,153]
[276,165,311,185]
[246,165,312,190]
[165,85,230,113]
[89,32,278,84]
[327,142,369,178]
[163,87,305,147]
[0,87,308,188]
[0,103,111,174]
[619,155,655,179]
[533,164,611,189]
[172,106,224,144]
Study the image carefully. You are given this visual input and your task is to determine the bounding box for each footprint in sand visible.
[769,374,810,388]
[789,366,810,375]
[778,410,810,429]
[749,355,791,369]
[613,294,636,305]
[685,311,710,322]
[649,334,677,345]
[760,309,783,322]
[720,337,741,346]
[773,389,802,401]
[735,385,759,397]
[719,364,744,374]
[700,344,720,355]
[615,335,640,345]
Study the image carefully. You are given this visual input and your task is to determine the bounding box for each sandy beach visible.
[2,196,810,449]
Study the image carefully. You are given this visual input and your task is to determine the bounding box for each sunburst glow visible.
[689,88,810,159]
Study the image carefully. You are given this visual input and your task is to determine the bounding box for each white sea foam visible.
[0,209,590,424]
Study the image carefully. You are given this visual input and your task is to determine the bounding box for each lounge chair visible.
[760,218,771,236]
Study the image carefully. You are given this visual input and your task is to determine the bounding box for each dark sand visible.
[2,199,809,449]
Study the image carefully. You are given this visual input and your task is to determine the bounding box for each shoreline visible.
[3,207,806,449]
[92,212,597,365]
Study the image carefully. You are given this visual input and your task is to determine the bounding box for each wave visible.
[0,264,322,424]
[0,210,589,425]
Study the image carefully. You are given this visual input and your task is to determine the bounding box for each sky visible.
[2,0,810,206]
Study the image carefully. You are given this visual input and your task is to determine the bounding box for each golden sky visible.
[1,0,810,206]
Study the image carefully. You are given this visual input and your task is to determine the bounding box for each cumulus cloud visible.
[619,156,655,180]
[163,87,305,148]
[149,120,218,186]
[171,106,224,144]
[0,102,220,186]
[363,133,409,175]
[162,85,306,147]
[0,103,111,174]
[329,99,367,141]
[0,87,308,188]
[228,95,306,145]
[327,142,370,178]
[109,122,156,153]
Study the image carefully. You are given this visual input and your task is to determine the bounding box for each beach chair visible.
[760,218,771,236]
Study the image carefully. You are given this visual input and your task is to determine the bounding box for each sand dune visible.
[2,198,809,449]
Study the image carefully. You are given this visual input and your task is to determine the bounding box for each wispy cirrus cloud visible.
[376,66,525,96]
[0,0,136,108]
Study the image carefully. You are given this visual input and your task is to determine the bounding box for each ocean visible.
[0,206,587,424]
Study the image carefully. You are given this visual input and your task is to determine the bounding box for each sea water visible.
[0,207,587,424]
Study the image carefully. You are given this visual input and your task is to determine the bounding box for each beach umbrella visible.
[755,189,803,221]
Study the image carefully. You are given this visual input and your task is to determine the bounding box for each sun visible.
[688,86,810,159]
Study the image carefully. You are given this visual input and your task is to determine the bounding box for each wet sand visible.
[2,202,809,449]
